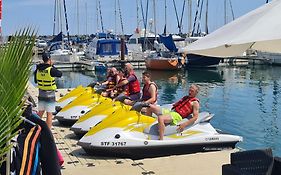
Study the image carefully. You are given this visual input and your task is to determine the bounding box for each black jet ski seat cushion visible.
[222,148,281,175]
[144,112,214,136]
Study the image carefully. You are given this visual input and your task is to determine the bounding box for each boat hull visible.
[145,58,181,70]
[185,54,221,68]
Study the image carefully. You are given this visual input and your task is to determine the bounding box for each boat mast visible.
[115,0,117,36]
[96,0,100,33]
[53,0,57,35]
[98,0,104,33]
[229,0,235,21]
[63,0,70,44]
[59,0,63,34]
[187,0,192,36]
[205,0,208,34]
[85,2,88,35]
[224,0,227,24]
[136,0,140,30]
[191,0,200,36]
[164,0,167,35]
[153,0,157,40]
[76,0,79,35]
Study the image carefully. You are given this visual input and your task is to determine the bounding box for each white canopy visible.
[179,0,281,57]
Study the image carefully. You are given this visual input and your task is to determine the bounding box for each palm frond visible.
[0,28,36,167]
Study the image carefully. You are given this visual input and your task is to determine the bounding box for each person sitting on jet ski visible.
[114,63,141,101]
[109,69,129,98]
[118,71,158,115]
[147,84,200,140]
[97,67,120,97]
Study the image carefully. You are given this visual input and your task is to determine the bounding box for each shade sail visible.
[179,0,281,57]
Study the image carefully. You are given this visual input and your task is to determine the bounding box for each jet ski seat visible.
[144,112,213,136]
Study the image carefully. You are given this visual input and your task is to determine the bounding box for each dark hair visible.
[42,52,51,63]
[142,71,151,78]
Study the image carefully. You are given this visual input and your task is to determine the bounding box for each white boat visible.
[256,51,281,65]
[85,36,131,62]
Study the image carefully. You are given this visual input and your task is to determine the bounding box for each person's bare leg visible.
[158,116,165,140]
[46,112,53,129]
[37,111,44,118]
[147,104,161,116]
[157,114,172,140]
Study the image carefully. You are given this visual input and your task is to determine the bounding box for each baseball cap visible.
[42,52,51,62]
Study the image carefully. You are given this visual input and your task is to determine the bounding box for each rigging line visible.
[63,0,70,44]
[115,0,117,36]
[164,0,167,34]
[205,0,209,34]
[179,0,186,34]
[136,0,140,29]
[53,0,57,35]
[96,0,100,32]
[228,0,235,21]
[140,0,146,29]
[59,0,63,33]
[191,0,201,36]
[196,0,204,35]
[153,0,156,39]
[172,0,181,32]
[98,0,104,33]
[117,0,124,35]
[141,0,149,50]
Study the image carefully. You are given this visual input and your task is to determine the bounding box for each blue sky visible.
[3,0,268,36]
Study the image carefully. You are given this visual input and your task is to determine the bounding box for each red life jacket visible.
[172,96,199,118]
[116,78,129,95]
[142,82,158,104]
[128,72,141,95]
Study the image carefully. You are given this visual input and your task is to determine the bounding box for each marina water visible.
[32,65,281,156]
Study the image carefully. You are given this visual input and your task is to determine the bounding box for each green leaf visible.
[0,28,36,166]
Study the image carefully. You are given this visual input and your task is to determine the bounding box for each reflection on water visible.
[35,65,281,156]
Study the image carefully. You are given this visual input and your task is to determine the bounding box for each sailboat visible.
[145,34,185,70]
[48,0,80,63]
[143,0,185,70]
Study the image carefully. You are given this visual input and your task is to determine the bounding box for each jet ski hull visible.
[78,141,238,159]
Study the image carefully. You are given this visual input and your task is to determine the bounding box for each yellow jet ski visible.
[56,85,91,111]
[70,101,130,137]
[55,91,111,126]
[78,103,243,159]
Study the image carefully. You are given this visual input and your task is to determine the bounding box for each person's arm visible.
[50,67,62,77]
[115,77,130,88]
[177,101,199,132]
[144,84,157,104]
[34,68,38,84]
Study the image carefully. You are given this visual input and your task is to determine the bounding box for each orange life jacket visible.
[172,96,199,118]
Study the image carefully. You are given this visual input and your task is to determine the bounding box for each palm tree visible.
[0,28,36,166]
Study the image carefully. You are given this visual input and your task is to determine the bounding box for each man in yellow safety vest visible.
[34,52,62,128]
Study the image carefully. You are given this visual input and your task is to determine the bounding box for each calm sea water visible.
[32,65,281,156]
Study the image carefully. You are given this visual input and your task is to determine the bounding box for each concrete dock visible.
[27,83,237,175]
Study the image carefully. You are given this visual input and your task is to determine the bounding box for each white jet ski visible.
[78,103,243,159]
